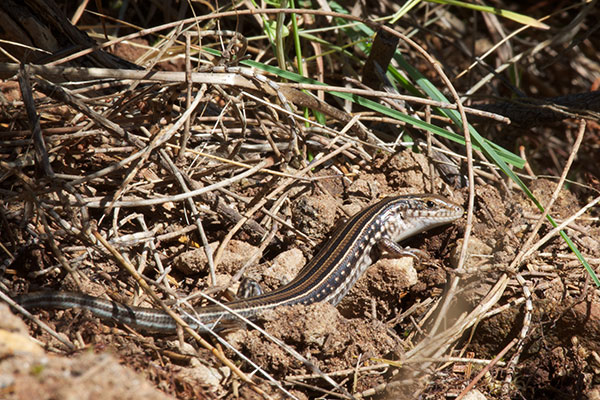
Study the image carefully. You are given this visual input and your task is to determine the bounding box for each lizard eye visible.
[426,200,435,208]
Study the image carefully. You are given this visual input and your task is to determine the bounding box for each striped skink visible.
[14,194,463,333]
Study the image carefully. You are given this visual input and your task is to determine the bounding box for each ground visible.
[1,1,600,399]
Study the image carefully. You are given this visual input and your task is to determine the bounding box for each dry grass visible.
[1,1,599,399]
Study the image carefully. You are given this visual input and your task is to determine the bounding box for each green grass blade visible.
[243,60,523,166]
[425,0,550,30]
[242,5,593,283]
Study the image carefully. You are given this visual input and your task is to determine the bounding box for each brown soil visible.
[1,1,600,399]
